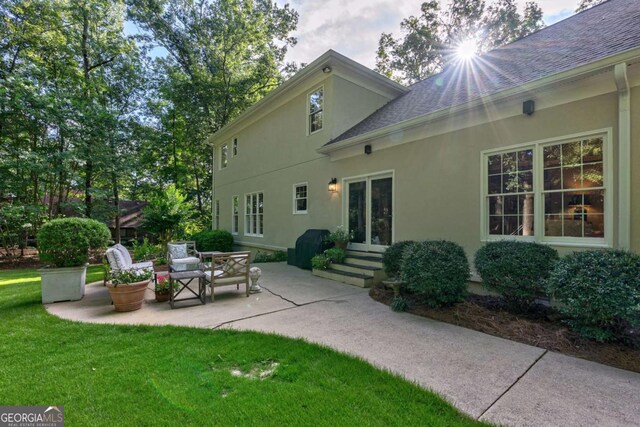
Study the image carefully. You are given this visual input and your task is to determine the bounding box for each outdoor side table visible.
[169,270,206,309]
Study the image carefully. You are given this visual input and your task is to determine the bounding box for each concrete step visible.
[312,268,376,288]
[331,263,386,281]
[345,250,384,259]
[344,255,383,268]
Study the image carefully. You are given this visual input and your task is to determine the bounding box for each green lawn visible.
[0,267,486,426]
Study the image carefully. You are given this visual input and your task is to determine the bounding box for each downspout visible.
[614,62,631,249]
[211,145,216,230]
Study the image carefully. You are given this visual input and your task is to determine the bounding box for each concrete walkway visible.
[47,263,640,426]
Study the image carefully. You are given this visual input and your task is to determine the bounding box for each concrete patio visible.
[47,263,640,426]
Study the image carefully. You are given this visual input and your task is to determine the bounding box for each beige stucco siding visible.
[631,85,640,252]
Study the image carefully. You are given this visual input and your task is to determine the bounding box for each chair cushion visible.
[168,243,188,260]
[171,256,200,265]
[131,261,154,269]
[204,270,225,279]
[113,243,133,267]
[106,248,127,271]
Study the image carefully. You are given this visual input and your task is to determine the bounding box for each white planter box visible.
[40,265,88,303]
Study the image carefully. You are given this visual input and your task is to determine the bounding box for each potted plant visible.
[38,218,110,303]
[106,269,153,312]
[154,274,172,302]
[326,226,354,250]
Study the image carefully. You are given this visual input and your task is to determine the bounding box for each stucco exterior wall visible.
[631,85,640,252]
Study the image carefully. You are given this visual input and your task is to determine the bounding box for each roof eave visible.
[318,46,640,155]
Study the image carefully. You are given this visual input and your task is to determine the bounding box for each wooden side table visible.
[169,270,206,309]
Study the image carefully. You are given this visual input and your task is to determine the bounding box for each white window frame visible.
[244,191,264,237]
[307,86,324,135]
[219,144,228,169]
[480,129,613,248]
[214,200,220,230]
[293,182,308,214]
[231,195,239,235]
[232,137,238,157]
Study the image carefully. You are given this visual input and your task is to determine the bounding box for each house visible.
[208,0,640,272]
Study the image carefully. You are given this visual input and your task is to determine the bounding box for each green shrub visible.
[390,296,410,312]
[401,240,470,308]
[131,237,161,261]
[474,241,558,311]
[324,248,346,264]
[382,241,416,278]
[192,230,233,252]
[253,250,288,263]
[311,254,330,270]
[546,250,640,342]
[38,218,111,268]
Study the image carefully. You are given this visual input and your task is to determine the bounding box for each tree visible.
[142,185,196,251]
[576,0,606,12]
[375,0,545,84]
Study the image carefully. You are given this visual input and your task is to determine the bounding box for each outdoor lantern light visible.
[322,66,332,73]
[328,178,338,193]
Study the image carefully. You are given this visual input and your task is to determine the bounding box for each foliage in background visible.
[37,218,110,268]
[131,237,162,262]
[376,0,544,84]
[382,240,416,279]
[401,240,470,308]
[576,0,606,12]
[192,229,234,253]
[0,203,44,257]
[253,250,288,263]
[142,185,196,252]
[324,248,346,264]
[546,250,640,343]
[474,241,558,311]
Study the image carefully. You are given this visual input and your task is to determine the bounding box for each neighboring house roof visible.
[327,0,640,146]
[107,201,147,229]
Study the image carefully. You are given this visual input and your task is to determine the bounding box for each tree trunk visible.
[112,171,120,244]
[81,7,93,218]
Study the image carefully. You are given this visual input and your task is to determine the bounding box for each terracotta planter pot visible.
[155,291,170,302]
[334,241,348,250]
[106,280,150,312]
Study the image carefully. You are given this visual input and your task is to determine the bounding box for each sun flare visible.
[456,38,478,61]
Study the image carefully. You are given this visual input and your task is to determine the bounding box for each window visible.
[308,87,323,134]
[487,149,534,236]
[293,183,308,214]
[232,137,238,157]
[231,195,239,234]
[245,192,263,236]
[220,144,228,169]
[214,200,220,229]
[483,132,609,245]
[542,138,605,239]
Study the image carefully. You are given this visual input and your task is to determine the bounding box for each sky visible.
[278,0,582,68]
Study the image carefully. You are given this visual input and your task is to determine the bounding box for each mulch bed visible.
[370,285,640,374]
[0,248,44,270]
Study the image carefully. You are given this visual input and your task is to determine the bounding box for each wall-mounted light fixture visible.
[328,178,338,193]
[322,66,332,74]
[364,144,372,155]
[523,100,535,116]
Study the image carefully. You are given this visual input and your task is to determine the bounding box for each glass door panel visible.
[370,177,392,247]
[348,181,367,245]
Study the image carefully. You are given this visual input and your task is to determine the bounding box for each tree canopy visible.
[375,0,545,84]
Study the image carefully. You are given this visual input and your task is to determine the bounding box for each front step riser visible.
[312,269,374,288]
[331,263,386,281]
[345,251,384,259]
[344,257,382,268]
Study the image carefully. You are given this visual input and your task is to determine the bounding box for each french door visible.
[345,172,393,252]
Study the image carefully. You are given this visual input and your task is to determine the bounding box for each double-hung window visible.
[231,195,239,235]
[308,87,323,134]
[245,192,263,237]
[220,144,228,169]
[214,200,220,229]
[483,132,609,246]
[232,137,238,157]
[293,183,308,214]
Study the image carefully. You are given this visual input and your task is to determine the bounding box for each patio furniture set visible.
[105,242,253,309]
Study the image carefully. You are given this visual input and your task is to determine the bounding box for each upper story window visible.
[482,132,609,246]
[232,137,238,157]
[308,87,323,134]
[293,183,308,214]
[214,200,220,229]
[220,144,228,169]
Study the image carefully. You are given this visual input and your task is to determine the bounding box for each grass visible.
[0,267,487,426]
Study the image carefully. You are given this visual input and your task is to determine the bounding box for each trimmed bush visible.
[253,250,288,263]
[382,241,416,278]
[38,218,111,268]
[192,230,233,252]
[324,248,346,264]
[401,240,470,307]
[547,250,640,342]
[474,241,558,311]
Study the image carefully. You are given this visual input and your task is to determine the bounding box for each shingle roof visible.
[327,0,640,145]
